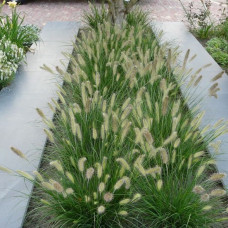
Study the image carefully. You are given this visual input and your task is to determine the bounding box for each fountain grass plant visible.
[2,5,228,228]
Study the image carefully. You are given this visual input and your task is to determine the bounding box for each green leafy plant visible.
[19,24,40,48]
[3,6,228,228]
[213,18,228,40]
[0,36,25,89]
[206,37,228,68]
[179,0,214,39]
[0,3,40,89]
[0,8,40,49]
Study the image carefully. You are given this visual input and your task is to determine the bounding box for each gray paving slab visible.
[0,21,80,228]
[153,22,228,186]
[40,21,79,42]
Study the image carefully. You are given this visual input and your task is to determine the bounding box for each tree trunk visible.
[107,0,139,25]
[114,0,126,25]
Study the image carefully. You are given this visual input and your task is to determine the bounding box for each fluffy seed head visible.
[174,138,180,148]
[103,113,109,131]
[43,119,55,130]
[114,176,130,191]
[98,182,105,193]
[95,163,103,179]
[196,165,206,178]
[134,155,146,176]
[92,127,98,140]
[95,73,100,87]
[122,176,131,189]
[187,155,193,169]
[142,129,154,145]
[71,119,77,136]
[36,108,46,119]
[145,92,152,111]
[114,179,124,191]
[101,124,105,139]
[119,198,131,205]
[122,98,131,111]
[61,110,67,123]
[70,157,76,168]
[172,150,176,164]
[145,166,162,177]
[110,93,116,108]
[193,185,205,194]
[210,189,226,197]
[0,166,13,174]
[53,181,64,193]
[121,121,132,142]
[40,199,50,205]
[163,132,177,146]
[97,205,105,214]
[33,171,44,182]
[78,157,87,172]
[162,96,169,116]
[50,160,64,173]
[66,171,75,183]
[208,173,226,182]
[104,174,110,183]
[72,103,81,113]
[104,192,114,202]
[211,71,224,82]
[86,167,95,180]
[93,192,98,200]
[132,193,142,202]
[51,98,61,111]
[201,194,210,202]
[194,151,204,158]
[118,210,128,216]
[116,158,130,171]
[160,148,169,164]
[44,129,55,143]
[160,78,167,92]
[172,100,180,117]
[76,123,82,141]
[57,91,66,105]
[112,113,119,133]
[11,147,27,160]
[42,181,54,190]
[66,188,74,195]
[202,205,212,211]
[17,170,34,181]
[85,195,91,203]
[179,159,185,170]
[194,75,202,86]
[134,128,143,144]
[102,100,107,112]
[102,157,107,170]
[157,179,163,191]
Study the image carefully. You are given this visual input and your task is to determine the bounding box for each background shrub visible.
[206,37,228,69]
[0,36,25,88]
[0,5,40,89]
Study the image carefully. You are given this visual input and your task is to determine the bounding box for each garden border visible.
[153,21,228,187]
[0,21,80,228]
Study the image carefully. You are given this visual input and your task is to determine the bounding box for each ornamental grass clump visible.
[3,6,228,228]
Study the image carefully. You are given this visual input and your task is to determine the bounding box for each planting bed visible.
[17,9,228,227]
